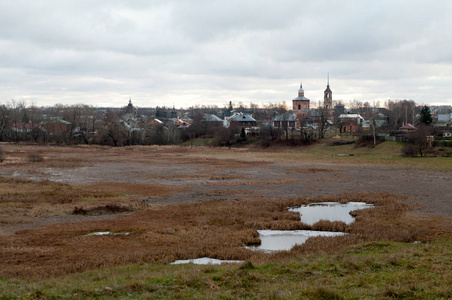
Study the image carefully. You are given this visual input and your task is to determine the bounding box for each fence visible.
[383,135,409,142]
[433,140,452,147]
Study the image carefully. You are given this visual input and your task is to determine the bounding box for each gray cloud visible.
[0,0,451,107]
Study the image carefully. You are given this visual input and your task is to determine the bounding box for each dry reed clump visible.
[27,153,44,162]
[286,167,341,174]
[311,220,347,232]
[72,204,133,216]
[0,192,439,280]
[208,175,248,181]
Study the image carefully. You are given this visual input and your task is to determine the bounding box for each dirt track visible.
[1,144,451,234]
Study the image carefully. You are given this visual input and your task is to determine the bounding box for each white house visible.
[438,113,452,123]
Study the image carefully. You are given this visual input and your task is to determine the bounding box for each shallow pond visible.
[248,230,345,252]
[289,201,374,225]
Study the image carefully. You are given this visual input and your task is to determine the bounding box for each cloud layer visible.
[0,0,451,107]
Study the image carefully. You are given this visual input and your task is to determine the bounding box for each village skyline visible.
[2,81,451,111]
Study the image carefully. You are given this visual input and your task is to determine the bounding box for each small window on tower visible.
[298,105,301,110]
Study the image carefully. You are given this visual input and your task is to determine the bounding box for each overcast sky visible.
[1,0,451,108]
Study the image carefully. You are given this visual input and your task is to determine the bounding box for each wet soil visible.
[1,144,451,234]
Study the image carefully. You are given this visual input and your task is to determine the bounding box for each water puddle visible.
[86,231,130,236]
[247,230,345,252]
[171,257,244,265]
[246,202,373,252]
[289,202,374,225]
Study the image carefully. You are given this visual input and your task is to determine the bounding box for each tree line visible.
[0,99,446,150]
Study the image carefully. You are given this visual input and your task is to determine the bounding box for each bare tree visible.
[99,109,127,146]
[387,100,417,129]
[165,124,181,145]
[143,123,165,145]
[317,107,330,139]
[0,105,11,141]
[0,146,4,164]
[405,124,432,157]
[258,125,279,147]
[370,119,377,146]
[214,123,240,146]
[28,103,43,143]
[9,100,25,142]
[281,112,291,140]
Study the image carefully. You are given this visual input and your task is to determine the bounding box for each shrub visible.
[401,144,418,157]
[27,153,44,162]
[0,147,4,164]
[329,140,355,146]
[72,204,132,215]
[355,135,384,148]
[212,126,239,147]
[433,140,452,147]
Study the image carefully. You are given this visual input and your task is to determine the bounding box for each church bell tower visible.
[323,74,333,121]
[324,74,333,110]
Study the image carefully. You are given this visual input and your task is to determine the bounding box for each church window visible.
[298,104,301,110]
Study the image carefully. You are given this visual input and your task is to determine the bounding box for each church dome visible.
[298,83,304,95]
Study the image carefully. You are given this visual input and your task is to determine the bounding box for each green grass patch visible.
[2,238,451,299]
[200,139,452,170]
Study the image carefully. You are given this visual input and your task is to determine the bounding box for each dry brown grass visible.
[0,192,446,280]
[0,144,449,283]
[0,216,30,225]
[176,157,268,169]
[314,177,337,182]
[207,178,297,186]
[143,174,208,179]
[0,177,184,221]
[142,174,248,181]
[40,158,84,168]
[286,167,341,174]
[311,220,347,232]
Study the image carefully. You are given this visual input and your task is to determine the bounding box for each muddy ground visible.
[1,143,451,234]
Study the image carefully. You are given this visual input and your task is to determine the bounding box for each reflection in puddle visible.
[86,231,130,236]
[289,202,374,225]
[171,257,244,265]
[248,230,345,252]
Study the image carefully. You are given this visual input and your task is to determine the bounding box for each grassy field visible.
[190,138,452,170]
[0,141,451,299]
[0,190,450,299]
[1,238,451,299]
